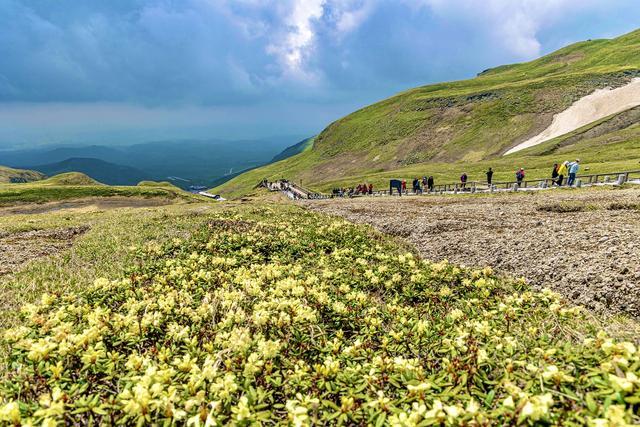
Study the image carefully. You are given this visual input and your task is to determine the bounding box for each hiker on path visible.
[460,173,468,190]
[556,161,568,186]
[412,178,422,194]
[427,176,434,192]
[516,168,525,187]
[567,159,580,186]
[551,163,559,185]
[422,176,428,189]
[368,183,373,195]
[486,168,494,186]
[401,179,407,194]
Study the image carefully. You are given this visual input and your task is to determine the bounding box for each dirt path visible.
[0,197,174,216]
[304,188,640,318]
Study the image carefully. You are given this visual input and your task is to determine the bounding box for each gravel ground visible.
[303,187,640,319]
[0,226,88,275]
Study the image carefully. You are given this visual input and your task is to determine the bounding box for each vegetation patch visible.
[536,203,595,213]
[607,202,640,211]
[1,206,638,425]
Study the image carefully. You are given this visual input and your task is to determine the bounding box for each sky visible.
[1,0,640,148]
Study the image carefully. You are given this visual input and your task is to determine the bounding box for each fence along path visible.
[258,169,640,199]
[257,179,328,200]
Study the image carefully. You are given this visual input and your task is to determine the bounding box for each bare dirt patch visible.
[0,226,89,275]
[304,188,640,318]
[0,197,174,216]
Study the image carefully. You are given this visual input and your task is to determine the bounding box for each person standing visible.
[460,172,468,190]
[486,168,494,186]
[401,179,407,194]
[368,183,373,195]
[556,161,568,186]
[516,168,525,187]
[412,177,420,194]
[427,176,434,192]
[567,159,580,186]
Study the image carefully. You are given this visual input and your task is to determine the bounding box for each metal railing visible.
[259,170,640,199]
[387,170,640,195]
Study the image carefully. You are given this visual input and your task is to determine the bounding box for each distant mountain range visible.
[26,158,149,186]
[0,137,307,188]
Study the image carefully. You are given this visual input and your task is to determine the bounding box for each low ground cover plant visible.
[0,206,638,425]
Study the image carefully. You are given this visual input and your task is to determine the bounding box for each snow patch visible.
[504,78,640,155]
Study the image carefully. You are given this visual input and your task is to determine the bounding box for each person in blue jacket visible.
[567,159,580,186]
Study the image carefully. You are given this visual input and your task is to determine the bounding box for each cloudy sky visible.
[1,0,639,148]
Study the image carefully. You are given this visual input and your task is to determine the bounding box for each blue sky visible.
[1,0,640,148]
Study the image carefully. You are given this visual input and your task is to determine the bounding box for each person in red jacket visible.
[516,168,525,187]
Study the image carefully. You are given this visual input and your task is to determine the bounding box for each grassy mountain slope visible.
[38,172,102,186]
[270,137,314,162]
[0,172,206,206]
[214,29,640,197]
[0,166,44,183]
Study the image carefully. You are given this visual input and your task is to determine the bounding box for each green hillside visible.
[0,173,206,206]
[37,172,102,186]
[0,166,44,184]
[214,29,640,197]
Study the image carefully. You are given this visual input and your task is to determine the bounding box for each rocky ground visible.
[0,226,88,275]
[304,187,640,319]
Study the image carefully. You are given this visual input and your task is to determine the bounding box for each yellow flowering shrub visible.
[0,209,639,425]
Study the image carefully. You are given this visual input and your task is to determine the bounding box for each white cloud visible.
[411,0,598,58]
[266,0,325,79]
[261,0,373,80]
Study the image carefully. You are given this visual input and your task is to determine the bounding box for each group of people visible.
[461,159,581,189]
[333,183,373,197]
[411,176,436,194]
[551,159,581,186]
[389,177,435,195]
[342,159,583,198]
[355,183,374,194]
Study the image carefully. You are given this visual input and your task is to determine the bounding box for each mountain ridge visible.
[26,158,150,186]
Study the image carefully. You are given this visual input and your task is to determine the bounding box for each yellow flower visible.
[27,338,57,362]
[542,365,574,383]
[439,287,452,297]
[0,401,21,424]
[520,394,553,421]
[407,382,431,393]
[608,372,638,393]
[448,309,464,321]
[502,396,515,409]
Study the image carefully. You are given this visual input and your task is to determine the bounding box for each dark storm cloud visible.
[1,0,639,146]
